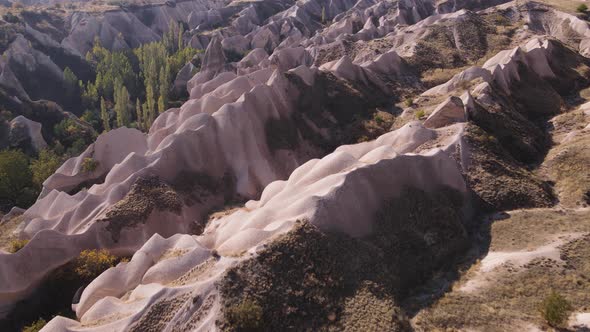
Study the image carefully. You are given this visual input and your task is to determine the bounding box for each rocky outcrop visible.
[45,121,470,331]
[2,1,590,331]
[0,46,405,319]
[7,116,47,154]
[424,96,466,128]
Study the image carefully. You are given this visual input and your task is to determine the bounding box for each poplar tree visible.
[135,98,142,131]
[178,22,184,51]
[159,63,170,109]
[158,95,165,114]
[114,79,130,127]
[142,102,150,130]
[100,97,110,132]
[146,83,156,125]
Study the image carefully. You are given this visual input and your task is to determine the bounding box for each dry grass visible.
[0,215,24,252]
[550,108,588,140]
[413,208,590,331]
[539,0,588,13]
[489,208,590,251]
[543,130,590,207]
[421,67,468,89]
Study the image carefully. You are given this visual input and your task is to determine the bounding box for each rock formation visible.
[1,0,590,331]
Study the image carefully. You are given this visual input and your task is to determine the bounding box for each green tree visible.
[80,109,100,130]
[53,119,95,156]
[146,83,156,126]
[0,150,35,207]
[86,39,136,102]
[135,42,167,93]
[178,22,184,51]
[135,98,142,131]
[64,67,78,87]
[162,20,179,52]
[142,102,149,130]
[114,79,130,127]
[168,47,200,77]
[158,95,165,114]
[159,62,170,109]
[30,149,62,188]
[100,97,110,132]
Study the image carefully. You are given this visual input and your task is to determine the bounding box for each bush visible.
[74,249,118,280]
[53,119,95,155]
[415,110,426,119]
[0,150,36,208]
[22,318,46,332]
[30,149,62,188]
[80,110,100,131]
[81,157,99,173]
[540,291,572,327]
[577,4,588,13]
[374,114,384,125]
[7,239,29,253]
[226,299,263,331]
[404,98,414,107]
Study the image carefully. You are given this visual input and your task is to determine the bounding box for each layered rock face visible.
[1,0,590,331]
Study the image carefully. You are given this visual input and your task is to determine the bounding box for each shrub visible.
[415,110,426,119]
[577,4,588,13]
[404,97,414,107]
[374,114,384,125]
[7,239,29,253]
[0,150,36,207]
[22,318,46,332]
[540,291,572,327]
[487,13,510,26]
[30,149,62,187]
[81,157,99,173]
[74,249,117,280]
[53,119,95,155]
[226,299,263,331]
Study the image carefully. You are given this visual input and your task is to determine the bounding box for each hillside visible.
[0,0,590,331]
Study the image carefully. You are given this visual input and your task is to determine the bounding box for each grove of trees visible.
[78,20,199,133]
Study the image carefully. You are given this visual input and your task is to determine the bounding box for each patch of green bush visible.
[404,98,414,107]
[577,4,588,13]
[81,158,99,173]
[74,249,118,280]
[226,299,263,331]
[374,114,384,125]
[539,291,572,327]
[22,318,46,332]
[30,149,62,188]
[0,150,37,208]
[7,239,29,253]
